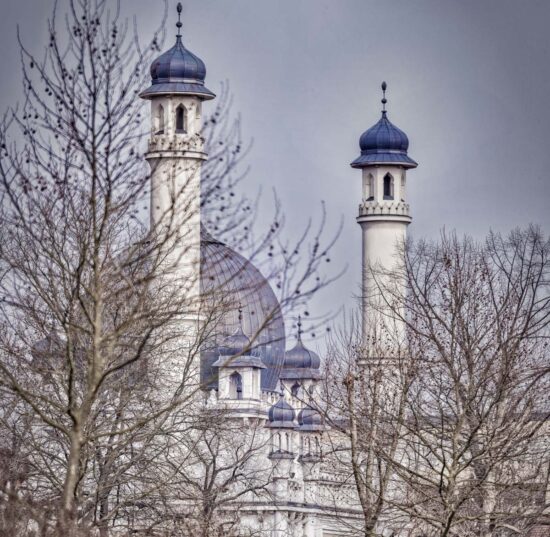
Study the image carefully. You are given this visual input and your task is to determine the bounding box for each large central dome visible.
[200,229,285,392]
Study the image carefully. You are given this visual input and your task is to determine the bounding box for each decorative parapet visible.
[357,200,410,218]
[148,133,205,153]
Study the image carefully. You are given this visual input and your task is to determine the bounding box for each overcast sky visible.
[1,0,549,336]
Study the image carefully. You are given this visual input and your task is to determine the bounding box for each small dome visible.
[284,339,320,369]
[268,394,296,428]
[219,322,251,357]
[360,113,409,153]
[283,319,320,369]
[297,407,323,431]
[140,36,215,100]
[351,82,417,169]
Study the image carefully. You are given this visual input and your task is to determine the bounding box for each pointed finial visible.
[238,305,243,324]
[297,315,303,341]
[381,81,387,114]
[176,2,183,37]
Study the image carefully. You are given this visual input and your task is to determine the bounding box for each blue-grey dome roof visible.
[219,324,251,357]
[268,394,296,428]
[297,407,323,432]
[284,338,320,369]
[351,111,417,169]
[140,36,215,100]
[212,321,267,369]
[200,229,286,391]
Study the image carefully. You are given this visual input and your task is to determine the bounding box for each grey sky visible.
[0,0,549,332]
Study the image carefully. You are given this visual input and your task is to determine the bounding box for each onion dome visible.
[297,407,324,432]
[200,226,286,391]
[218,310,251,357]
[268,391,296,429]
[211,310,266,369]
[140,4,215,101]
[279,318,321,380]
[351,82,417,169]
[284,317,320,369]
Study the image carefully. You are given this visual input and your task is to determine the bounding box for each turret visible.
[297,403,324,510]
[279,317,321,400]
[267,390,296,535]
[212,311,266,411]
[351,82,417,356]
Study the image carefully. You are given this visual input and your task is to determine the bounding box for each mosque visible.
[139,4,416,536]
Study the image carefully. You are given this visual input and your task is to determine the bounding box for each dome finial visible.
[297,315,303,341]
[381,81,388,115]
[176,2,183,38]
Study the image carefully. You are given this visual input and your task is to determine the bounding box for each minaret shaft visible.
[351,83,417,357]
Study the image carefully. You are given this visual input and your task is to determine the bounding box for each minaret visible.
[351,83,417,356]
[140,3,215,300]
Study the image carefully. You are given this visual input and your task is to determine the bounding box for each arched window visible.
[175,104,187,133]
[291,382,300,397]
[365,173,374,201]
[400,174,406,201]
[229,372,242,400]
[383,173,394,200]
[155,104,165,134]
[315,437,321,456]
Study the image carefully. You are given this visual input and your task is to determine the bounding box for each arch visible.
[285,432,290,451]
[291,382,300,397]
[383,173,394,200]
[155,104,165,134]
[315,436,321,456]
[400,173,406,201]
[175,104,187,133]
[229,371,242,400]
[364,173,374,201]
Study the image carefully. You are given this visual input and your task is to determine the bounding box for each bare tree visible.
[0,1,339,535]
[388,228,550,537]
[321,227,550,537]
[317,313,415,537]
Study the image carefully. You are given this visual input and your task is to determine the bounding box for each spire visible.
[176,2,183,38]
[296,315,303,343]
[235,304,246,335]
[381,81,388,115]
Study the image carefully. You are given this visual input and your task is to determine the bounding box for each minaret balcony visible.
[357,199,411,221]
[147,133,205,154]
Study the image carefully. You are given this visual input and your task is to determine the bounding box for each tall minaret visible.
[351,83,417,355]
[140,3,215,300]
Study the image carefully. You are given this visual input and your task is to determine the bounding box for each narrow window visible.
[401,174,406,201]
[229,371,242,400]
[156,104,165,134]
[291,382,300,397]
[175,104,187,133]
[367,174,374,200]
[383,173,394,200]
